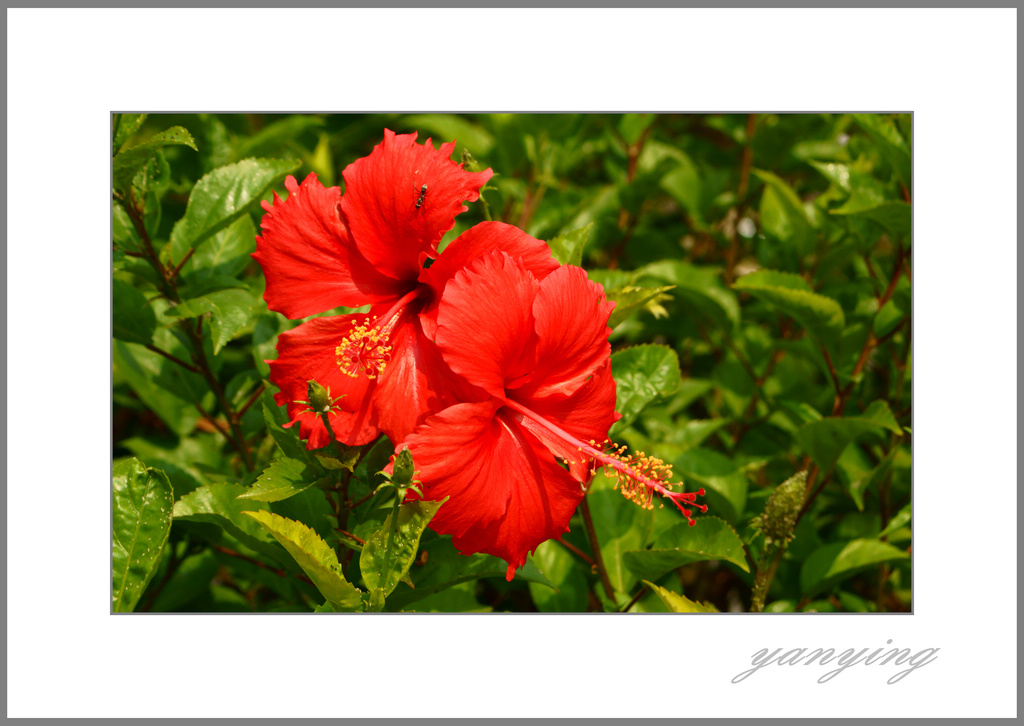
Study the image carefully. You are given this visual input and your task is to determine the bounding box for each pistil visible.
[503,398,707,524]
[335,287,424,379]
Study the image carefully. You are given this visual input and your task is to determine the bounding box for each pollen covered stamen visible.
[588,440,708,525]
[336,317,393,379]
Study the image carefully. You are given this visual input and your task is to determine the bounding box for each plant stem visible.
[580,493,616,601]
[750,544,780,613]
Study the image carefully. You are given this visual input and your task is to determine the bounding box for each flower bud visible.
[306,379,332,414]
[757,471,807,547]
[392,448,416,486]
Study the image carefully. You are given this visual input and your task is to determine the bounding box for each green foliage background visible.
[112,113,911,613]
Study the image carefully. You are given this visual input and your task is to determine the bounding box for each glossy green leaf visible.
[261,387,309,461]
[404,114,495,155]
[165,289,259,355]
[244,510,364,611]
[752,169,815,254]
[800,538,908,597]
[639,260,740,331]
[673,448,747,524]
[528,539,589,612]
[733,269,845,349]
[879,504,912,540]
[619,113,656,145]
[113,340,205,437]
[181,214,257,282]
[167,157,300,265]
[360,499,445,604]
[610,344,682,435]
[384,535,554,611]
[623,517,749,582]
[112,278,156,345]
[643,581,719,613]
[238,458,313,503]
[172,483,286,564]
[548,223,592,266]
[587,471,655,595]
[831,199,911,240]
[853,114,911,188]
[606,284,674,329]
[113,126,196,191]
[113,113,147,152]
[660,152,704,228]
[796,400,903,470]
[112,459,174,612]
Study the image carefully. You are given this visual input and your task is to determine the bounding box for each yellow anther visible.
[335,317,393,380]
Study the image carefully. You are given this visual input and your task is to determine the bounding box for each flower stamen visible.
[336,317,393,379]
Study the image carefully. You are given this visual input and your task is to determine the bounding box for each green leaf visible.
[113,113,147,152]
[172,483,286,564]
[733,269,845,349]
[113,126,196,191]
[587,471,655,595]
[639,260,740,331]
[606,284,675,329]
[403,114,495,155]
[853,114,911,188]
[384,536,554,611]
[673,448,747,524]
[623,517,749,582]
[610,344,682,435]
[831,199,911,240]
[113,340,204,437]
[238,458,313,503]
[548,223,592,266]
[879,504,911,540]
[112,278,156,345]
[261,387,309,461]
[619,113,656,145]
[167,157,300,265]
[181,214,257,282]
[112,459,174,612]
[165,289,259,355]
[849,449,896,511]
[643,581,718,613]
[800,538,908,597]
[796,400,903,470]
[244,510,364,611]
[660,152,705,228]
[360,499,445,603]
[528,539,589,612]
[752,169,815,255]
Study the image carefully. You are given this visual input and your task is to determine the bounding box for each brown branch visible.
[621,585,650,613]
[236,383,266,418]
[145,343,201,374]
[556,538,594,567]
[736,113,758,200]
[334,528,366,546]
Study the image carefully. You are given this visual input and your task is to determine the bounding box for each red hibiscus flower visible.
[253,130,558,448]
[400,251,706,580]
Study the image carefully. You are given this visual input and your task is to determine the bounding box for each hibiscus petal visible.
[509,360,619,481]
[417,221,560,340]
[434,251,539,399]
[372,312,489,445]
[267,314,381,448]
[517,264,615,399]
[405,405,584,580]
[253,173,408,318]
[340,130,493,283]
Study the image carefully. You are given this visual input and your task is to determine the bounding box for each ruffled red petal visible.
[340,130,493,283]
[404,404,584,580]
[508,360,619,482]
[417,221,560,340]
[267,313,381,448]
[371,311,488,445]
[434,251,539,399]
[515,264,615,399]
[253,173,409,319]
